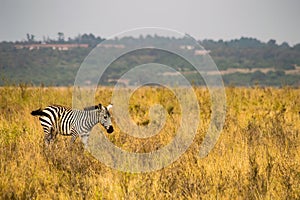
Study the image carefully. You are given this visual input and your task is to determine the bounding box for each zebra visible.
[31,103,114,146]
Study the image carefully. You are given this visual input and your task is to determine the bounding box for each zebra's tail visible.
[31,108,45,116]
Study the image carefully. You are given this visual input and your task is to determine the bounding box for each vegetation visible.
[1,35,300,86]
[0,86,299,199]
[202,37,300,70]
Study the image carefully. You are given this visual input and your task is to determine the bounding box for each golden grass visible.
[0,85,299,199]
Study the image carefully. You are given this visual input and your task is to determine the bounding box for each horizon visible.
[1,33,298,47]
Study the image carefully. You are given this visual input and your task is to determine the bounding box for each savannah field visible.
[0,85,299,199]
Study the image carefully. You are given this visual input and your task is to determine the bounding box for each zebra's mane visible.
[84,104,102,111]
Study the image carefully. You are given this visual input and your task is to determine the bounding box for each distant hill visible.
[0,34,299,86]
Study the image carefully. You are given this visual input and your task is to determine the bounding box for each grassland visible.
[0,85,299,199]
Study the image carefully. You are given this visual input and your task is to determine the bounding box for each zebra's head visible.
[85,104,114,134]
[99,104,114,133]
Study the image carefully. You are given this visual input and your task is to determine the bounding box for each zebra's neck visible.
[79,110,101,131]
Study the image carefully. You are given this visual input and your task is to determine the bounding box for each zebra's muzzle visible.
[107,126,114,133]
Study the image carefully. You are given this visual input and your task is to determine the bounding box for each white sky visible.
[0,0,299,45]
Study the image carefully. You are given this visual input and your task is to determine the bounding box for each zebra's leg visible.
[52,131,58,141]
[80,132,90,147]
[71,134,77,143]
[70,130,78,144]
[43,126,53,145]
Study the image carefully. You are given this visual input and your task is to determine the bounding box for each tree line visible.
[17,33,104,48]
[0,34,299,86]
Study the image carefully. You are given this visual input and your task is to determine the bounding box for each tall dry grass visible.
[0,85,299,199]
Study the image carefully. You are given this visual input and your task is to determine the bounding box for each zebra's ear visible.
[96,104,102,110]
[107,104,113,111]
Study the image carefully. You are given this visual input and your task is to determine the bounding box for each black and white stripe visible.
[31,104,113,145]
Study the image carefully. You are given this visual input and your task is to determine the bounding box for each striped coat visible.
[31,104,113,145]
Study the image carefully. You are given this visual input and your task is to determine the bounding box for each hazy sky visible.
[1,0,299,45]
